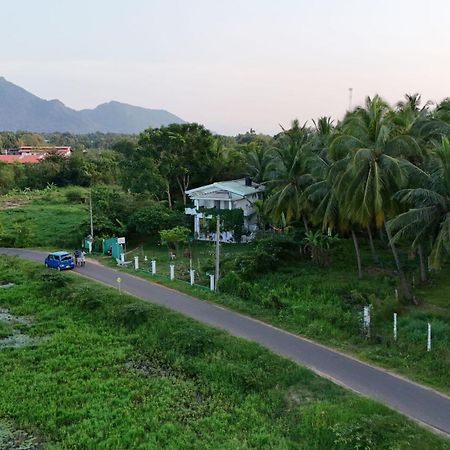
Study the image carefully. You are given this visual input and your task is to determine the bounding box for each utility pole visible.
[89,190,94,249]
[214,215,220,291]
[348,87,353,111]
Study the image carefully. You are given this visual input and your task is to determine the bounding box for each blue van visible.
[44,251,75,271]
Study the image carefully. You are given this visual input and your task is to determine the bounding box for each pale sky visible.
[2,0,450,135]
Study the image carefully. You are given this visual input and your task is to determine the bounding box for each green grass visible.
[0,256,448,449]
[0,188,88,249]
[113,239,450,394]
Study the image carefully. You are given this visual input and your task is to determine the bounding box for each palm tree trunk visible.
[302,216,309,233]
[351,230,363,279]
[367,226,379,264]
[385,224,415,303]
[418,244,428,283]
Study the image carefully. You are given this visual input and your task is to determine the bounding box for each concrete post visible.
[393,313,397,341]
[170,264,175,280]
[209,274,215,291]
[363,305,371,338]
[151,260,156,275]
[427,322,432,352]
[190,269,195,286]
[134,256,139,270]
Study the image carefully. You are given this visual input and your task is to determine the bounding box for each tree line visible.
[2,94,450,302]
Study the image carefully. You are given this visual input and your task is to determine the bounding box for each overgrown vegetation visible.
[0,256,447,449]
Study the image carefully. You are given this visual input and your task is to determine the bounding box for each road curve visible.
[1,247,450,436]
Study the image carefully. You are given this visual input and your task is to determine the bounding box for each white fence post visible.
[427,322,432,352]
[134,256,139,270]
[170,264,175,280]
[209,274,215,291]
[363,305,371,338]
[190,269,195,286]
[151,260,156,275]
[144,255,148,263]
[393,313,397,341]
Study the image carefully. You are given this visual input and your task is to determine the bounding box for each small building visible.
[0,146,72,163]
[0,154,45,164]
[185,177,264,242]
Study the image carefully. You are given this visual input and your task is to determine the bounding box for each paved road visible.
[1,247,450,435]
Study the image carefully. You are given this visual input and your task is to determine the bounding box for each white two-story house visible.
[185,177,265,242]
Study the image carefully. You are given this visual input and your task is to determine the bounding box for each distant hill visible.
[0,77,186,134]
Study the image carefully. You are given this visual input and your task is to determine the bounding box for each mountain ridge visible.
[0,77,186,134]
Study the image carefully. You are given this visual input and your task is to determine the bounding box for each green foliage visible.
[303,230,339,266]
[159,226,191,252]
[0,256,446,449]
[0,189,87,248]
[127,202,184,237]
[40,270,69,289]
[65,187,87,203]
[115,302,152,328]
[225,235,298,279]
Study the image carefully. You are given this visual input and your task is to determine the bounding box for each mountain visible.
[79,101,185,133]
[0,77,186,134]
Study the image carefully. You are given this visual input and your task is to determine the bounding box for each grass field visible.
[0,188,88,249]
[0,256,448,449]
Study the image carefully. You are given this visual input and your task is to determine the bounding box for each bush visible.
[127,203,184,237]
[227,235,298,279]
[65,188,86,204]
[115,302,151,328]
[40,270,69,289]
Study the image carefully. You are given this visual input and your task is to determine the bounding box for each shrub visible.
[227,236,298,279]
[65,188,86,204]
[40,271,69,289]
[128,203,184,237]
[115,303,151,328]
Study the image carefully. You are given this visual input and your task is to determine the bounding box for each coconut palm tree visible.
[246,143,273,183]
[332,96,423,300]
[388,136,450,273]
[265,120,313,230]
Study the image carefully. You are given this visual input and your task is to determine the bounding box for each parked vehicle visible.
[44,251,75,271]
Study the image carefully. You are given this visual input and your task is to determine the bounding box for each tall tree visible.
[332,96,422,299]
[139,123,216,206]
[388,136,450,271]
[265,120,313,229]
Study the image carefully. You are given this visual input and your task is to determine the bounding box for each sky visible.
[1,0,450,135]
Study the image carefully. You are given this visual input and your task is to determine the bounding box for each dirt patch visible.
[0,308,37,349]
[0,309,32,325]
[0,421,44,450]
[0,331,37,349]
[0,199,29,209]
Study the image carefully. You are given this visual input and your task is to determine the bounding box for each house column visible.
[194,215,200,235]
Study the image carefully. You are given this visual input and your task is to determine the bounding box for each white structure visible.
[185,178,264,242]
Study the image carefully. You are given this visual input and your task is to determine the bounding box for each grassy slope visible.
[0,257,448,449]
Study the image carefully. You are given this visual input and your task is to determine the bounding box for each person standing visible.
[74,250,81,266]
[80,251,86,267]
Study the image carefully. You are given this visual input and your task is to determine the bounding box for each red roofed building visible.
[6,146,72,156]
[0,146,71,163]
[0,154,45,164]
